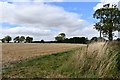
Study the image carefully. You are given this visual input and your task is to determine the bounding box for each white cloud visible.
[0,26,56,41]
[1,2,88,40]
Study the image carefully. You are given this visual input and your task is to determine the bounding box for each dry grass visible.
[2,43,85,65]
[65,41,120,78]
[2,42,120,78]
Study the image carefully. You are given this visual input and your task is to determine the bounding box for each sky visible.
[0,0,120,41]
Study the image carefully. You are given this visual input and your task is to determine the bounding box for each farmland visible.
[2,43,85,65]
[2,42,120,78]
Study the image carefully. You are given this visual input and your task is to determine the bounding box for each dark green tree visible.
[55,36,63,42]
[26,36,33,43]
[1,38,6,43]
[4,35,12,43]
[59,33,66,38]
[20,36,25,43]
[41,40,44,43]
[55,33,66,42]
[14,36,20,43]
[93,4,120,41]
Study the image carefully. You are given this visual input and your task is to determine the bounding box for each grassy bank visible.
[2,49,78,78]
[2,42,120,78]
[61,41,120,78]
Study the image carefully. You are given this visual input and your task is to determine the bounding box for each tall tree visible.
[20,36,25,43]
[1,38,5,43]
[55,36,63,42]
[55,33,66,42]
[14,36,20,43]
[4,35,12,43]
[59,33,66,38]
[26,36,33,43]
[93,4,120,41]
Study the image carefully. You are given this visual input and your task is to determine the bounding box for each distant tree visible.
[4,35,12,43]
[26,36,33,43]
[55,33,66,42]
[59,33,66,38]
[41,40,44,43]
[20,36,25,43]
[55,36,63,42]
[14,36,20,43]
[1,38,5,43]
[64,37,88,44]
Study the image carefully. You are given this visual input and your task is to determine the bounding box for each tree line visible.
[1,34,119,44]
[55,33,88,44]
[1,36,33,43]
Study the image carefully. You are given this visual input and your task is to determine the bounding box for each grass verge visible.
[2,48,78,78]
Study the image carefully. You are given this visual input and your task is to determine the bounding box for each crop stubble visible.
[2,43,84,65]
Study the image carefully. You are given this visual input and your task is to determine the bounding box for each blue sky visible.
[0,0,119,40]
[1,2,99,29]
[49,2,98,21]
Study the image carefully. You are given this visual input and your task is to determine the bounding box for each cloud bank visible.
[1,2,91,41]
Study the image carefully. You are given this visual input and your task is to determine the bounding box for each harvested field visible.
[2,43,85,65]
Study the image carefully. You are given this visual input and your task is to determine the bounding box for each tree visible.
[55,36,63,42]
[41,40,44,43]
[13,36,20,43]
[59,33,66,38]
[94,22,103,38]
[26,36,33,43]
[64,37,88,44]
[93,4,120,41]
[20,36,25,43]
[1,38,5,43]
[4,35,12,43]
[55,33,66,42]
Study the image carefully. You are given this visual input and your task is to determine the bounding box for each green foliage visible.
[55,36,64,42]
[93,4,120,41]
[59,33,66,38]
[14,36,25,43]
[26,36,33,43]
[19,36,25,43]
[13,36,20,43]
[64,37,88,44]
[1,38,6,43]
[2,35,12,43]
[2,50,75,78]
[55,33,66,42]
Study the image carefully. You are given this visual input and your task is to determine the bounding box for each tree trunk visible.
[7,41,9,43]
[100,30,102,38]
[108,29,113,41]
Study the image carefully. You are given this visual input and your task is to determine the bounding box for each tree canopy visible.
[2,35,12,43]
[93,4,120,41]
[26,36,33,43]
[14,36,20,43]
[55,33,66,42]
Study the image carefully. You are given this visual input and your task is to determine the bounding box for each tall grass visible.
[61,41,120,78]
